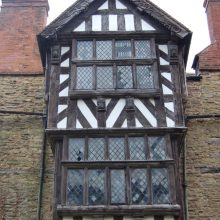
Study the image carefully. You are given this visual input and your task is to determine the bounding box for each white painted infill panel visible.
[116,0,127,9]
[77,100,98,128]
[135,118,143,128]
[134,99,157,127]
[121,119,128,128]
[58,105,68,114]
[161,72,172,82]
[61,47,70,56]
[125,14,135,31]
[149,98,156,106]
[162,85,173,95]
[166,117,175,127]
[57,117,67,129]
[92,15,102,31]
[159,45,168,55]
[73,21,85,32]
[109,15,118,31]
[165,102,174,112]
[92,99,97,105]
[164,216,174,220]
[144,216,154,220]
[160,57,169,65]
[76,120,83,129]
[106,99,126,127]
[61,58,70,67]
[141,19,155,31]
[106,98,111,107]
[60,74,69,84]
[59,87,69,97]
[98,0,108,10]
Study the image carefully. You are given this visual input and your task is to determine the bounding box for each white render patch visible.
[121,119,128,128]
[135,118,143,128]
[59,87,69,97]
[92,99,97,105]
[73,21,85,32]
[106,99,126,127]
[98,0,108,10]
[134,99,157,127]
[165,102,174,112]
[161,72,172,82]
[60,58,70,67]
[57,117,67,129]
[164,216,175,220]
[109,15,118,31]
[58,105,68,114]
[60,74,69,84]
[141,19,155,31]
[159,45,168,55]
[166,117,175,127]
[125,14,135,31]
[78,100,98,128]
[76,119,83,129]
[106,98,111,107]
[160,57,169,65]
[149,98,156,106]
[92,15,102,31]
[162,85,173,95]
[116,0,127,9]
[61,47,70,56]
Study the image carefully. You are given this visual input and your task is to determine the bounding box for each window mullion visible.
[106,167,110,205]
[84,168,88,205]
[113,63,117,89]
[126,166,131,205]
[133,63,137,89]
[85,136,89,161]
[93,64,97,90]
[147,166,152,205]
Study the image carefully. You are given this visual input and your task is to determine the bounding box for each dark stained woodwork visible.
[67,99,77,129]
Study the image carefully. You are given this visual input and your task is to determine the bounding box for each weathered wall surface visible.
[185,72,220,220]
[0,75,54,220]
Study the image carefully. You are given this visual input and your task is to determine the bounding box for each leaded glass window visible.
[135,40,151,58]
[77,41,93,60]
[137,65,154,89]
[76,66,93,89]
[88,138,105,161]
[129,137,146,160]
[69,138,84,161]
[109,137,125,160]
[97,66,114,89]
[111,170,126,204]
[115,40,132,58]
[149,136,167,160]
[96,41,112,60]
[117,66,133,88]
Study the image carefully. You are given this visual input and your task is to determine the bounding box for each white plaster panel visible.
[134,99,157,127]
[160,57,169,65]
[166,117,175,127]
[162,85,173,95]
[98,0,108,10]
[92,99,97,105]
[109,15,118,31]
[135,118,143,128]
[61,58,70,67]
[61,47,70,56]
[57,117,67,129]
[116,0,127,9]
[161,72,172,82]
[73,21,85,32]
[76,120,83,129]
[141,19,155,31]
[121,119,128,128]
[164,216,174,220]
[59,87,69,97]
[106,98,111,107]
[165,102,174,112]
[60,74,69,84]
[149,98,156,106]
[78,100,98,128]
[58,105,68,114]
[92,15,102,31]
[106,99,126,127]
[144,217,154,220]
[159,44,168,55]
[125,14,135,31]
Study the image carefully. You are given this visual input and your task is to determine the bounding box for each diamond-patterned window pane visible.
[115,40,132,58]
[137,65,154,89]
[96,41,112,60]
[117,66,133,89]
[135,40,151,58]
[111,170,126,204]
[88,138,105,161]
[129,137,146,160]
[67,169,84,205]
[69,138,85,161]
[149,136,167,160]
[152,168,170,204]
[131,169,148,204]
[88,169,105,205]
[76,66,93,90]
[109,138,125,161]
[97,66,113,89]
[77,41,93,60]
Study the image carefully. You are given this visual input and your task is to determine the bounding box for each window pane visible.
[67,169,84,205]
[76,66,93,89]
[129,137,146,160]
[137,65,154,89]
[77,41,93,60]
[117,66,133,88]
[149,136,167,160]
[69,138,84,161]
[131,169,148,204]
[115,40,132,58]
[88,138,105,161]
[109,137,125,160]
[135,40,151,58]
[97,66,113,89]
[88,169,105,205]
[111,170,126,204]
[96,41,112,60]
[152,168,170,204]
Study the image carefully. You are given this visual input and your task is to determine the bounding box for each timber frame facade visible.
[38,0,192,219]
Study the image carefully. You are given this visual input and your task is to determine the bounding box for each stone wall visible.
[185,72,220,220]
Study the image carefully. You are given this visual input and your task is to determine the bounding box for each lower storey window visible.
[67,167,170,206]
